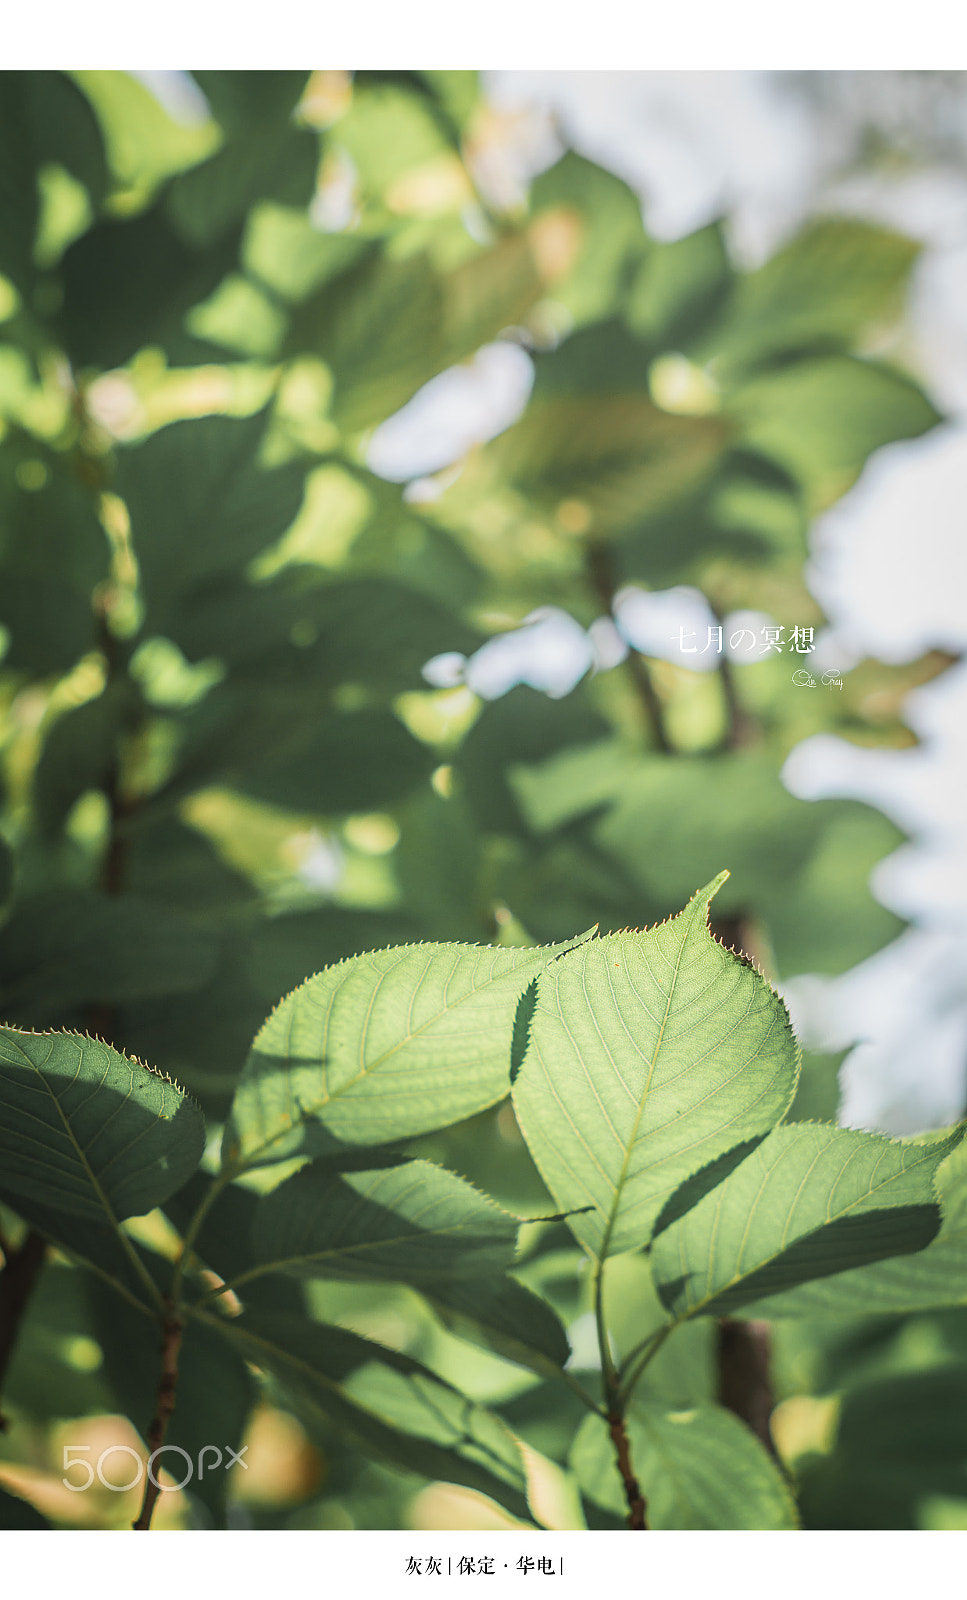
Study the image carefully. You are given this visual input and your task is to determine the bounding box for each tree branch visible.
[716,1317,780,1461]
[132,1299,184,1531]
[585,542,672,753]
[607,1411,648,1529]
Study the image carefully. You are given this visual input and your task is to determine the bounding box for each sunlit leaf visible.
[512,873,799,1258]
[223,929,593,1171]
[652,1121,962,1319]
[570,1399,798,1529]
[209,1309,533,1523]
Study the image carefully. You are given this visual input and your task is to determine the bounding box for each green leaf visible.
[0,573,95,677]
[425,1273,571,1378]
[511,746,833,913]
[0,1484,49,1530]
[730,354,940,498]
[167,122,318,249]
[236,707,434,815]
[711,217,920,378]
[0,72,107,293]
[116,411,307,620]
[0,1025,205,1224]
[484,391,726,537]
[251,1159,520,1284]
[626,220,732,350]
[222,930,592,1171]
[0,889,218,1021]
[59,200,242,370]
[287,249,446,434]
[531,152,647,329]
[741,1135,967,1319]
[512,873,799,1258]
[570,1399,798,1529]
[32,690,122,839]
[205,1308,533,1523]
[652,1121,962,1320]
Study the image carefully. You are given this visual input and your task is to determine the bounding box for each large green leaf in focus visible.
[116,411,307,619]
[222,930,592,1170]
[0,1025,205,1223]
[569,1399,797,1529]
[251,1159,519,1284]
[511,873,799,1258]
[652,1121,962,1320]
[207,1309,533,1524]
[741,1136,967,1319]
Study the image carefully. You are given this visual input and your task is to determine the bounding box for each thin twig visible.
[132,1299,184,1531]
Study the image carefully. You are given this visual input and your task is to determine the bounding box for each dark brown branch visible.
[0,1231,47,1430]
[132,1300,184,1531]
[607,1411,648,1529]
[585,542,672,754]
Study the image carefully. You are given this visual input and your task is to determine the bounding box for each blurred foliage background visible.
[0,68,964,1531]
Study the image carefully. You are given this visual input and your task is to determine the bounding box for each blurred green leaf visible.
[32,690,123,839]
[730,354,940,499]
[627,220,733,350]
[711,217,920,378]
[0,889,219,1020]
[117,411,307,621]
[0,72,107,294]
[531,153,647,329]
[59,201,242,369]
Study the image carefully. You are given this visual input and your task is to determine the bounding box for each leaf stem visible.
[618,1324,673,1408]
[592,1258,620,1407]
[132,1296,183,1531]
[170,1169,232,1307]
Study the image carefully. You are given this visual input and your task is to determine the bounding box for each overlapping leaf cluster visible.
[0,71,962,1531]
